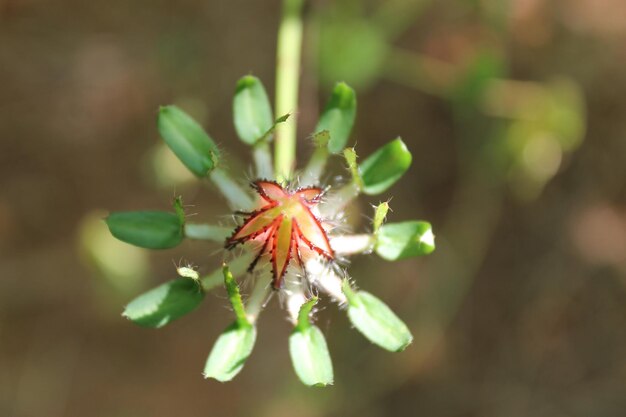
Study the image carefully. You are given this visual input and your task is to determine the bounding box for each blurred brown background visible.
[1,0,626,416]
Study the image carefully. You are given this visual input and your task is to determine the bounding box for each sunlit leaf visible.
[203,265,256,382]
[233,75,274,145]
[289,297,334,386]
[315,82,357,153]
[359,138,412,195]
[105,211,183,249]
[204,321,257,382]
[122,279,204,328]
[343,281,413,352]
[158,105,220,177]
[375,221,435,260]
[290,327,334,386]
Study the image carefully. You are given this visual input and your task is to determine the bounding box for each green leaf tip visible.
[105,210,183,249]
[233,75,274,145]
[290,297,334,387]
[315,82,357,154]
[375,221,435,261]
[359,138,412,195]
[122,279,204,328]
[275,113,291,124]
[342,283,413,352]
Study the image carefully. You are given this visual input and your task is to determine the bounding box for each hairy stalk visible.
[274,0,304,182]
[245,273,273,324]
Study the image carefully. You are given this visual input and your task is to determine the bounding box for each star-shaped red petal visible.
[225,181,334,288]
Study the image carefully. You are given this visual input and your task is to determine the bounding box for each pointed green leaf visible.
[204,321,257,382]
[158,105,220,177]
[375,221,435,260]
[342,281,413,352]
[122,279,204,328]
[289,297,334,386]
[233,76,274,145]
[105,211,183,249]
[359,138,412,195]
[315,82,357,154]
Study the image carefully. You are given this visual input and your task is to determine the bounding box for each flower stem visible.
[245,273,273,324]
[274,0,304,182]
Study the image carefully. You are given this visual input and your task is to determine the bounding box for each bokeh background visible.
[2,0,626,416]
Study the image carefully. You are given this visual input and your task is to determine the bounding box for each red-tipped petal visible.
[271,215,293,288]
[294,209,334,259]
[226,206,282,246]
[295,187,323,204]
[254,180,287,203]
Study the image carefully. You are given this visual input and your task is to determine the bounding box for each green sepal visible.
[359,138,412,195]
[375,221,435,260]
[289,297,334,386]
[342,280,413,352]
[157,105,220,177]
[105,211,183,249]
[315,82,357,153]
[233,75,274,145]
[122,279,204,328]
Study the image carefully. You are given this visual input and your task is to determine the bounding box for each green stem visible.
[201,252,254,292]
[245,273,273,324]
[253,142,274,179]
[209,168,255,210]
[274,0,304,182]
[183,223,232,242]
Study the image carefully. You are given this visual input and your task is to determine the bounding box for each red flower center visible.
[225,181,334,288]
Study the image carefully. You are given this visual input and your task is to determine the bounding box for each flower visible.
[106,77,435,386]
